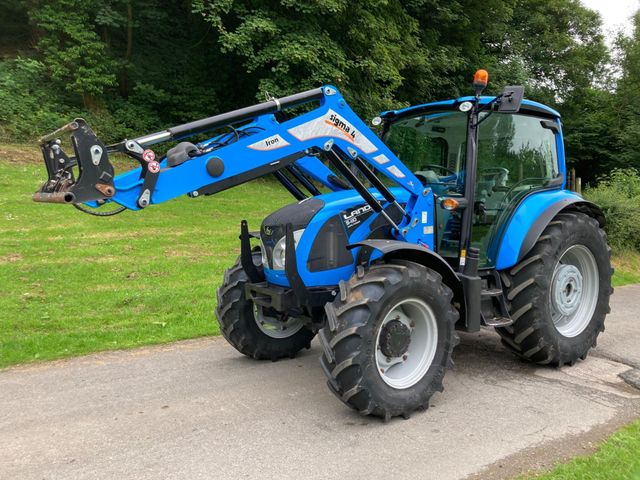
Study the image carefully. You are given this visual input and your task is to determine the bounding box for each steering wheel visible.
[421,164,457,177]
[415,164,462,195]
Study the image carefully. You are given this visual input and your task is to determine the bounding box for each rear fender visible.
[495,189,605,270]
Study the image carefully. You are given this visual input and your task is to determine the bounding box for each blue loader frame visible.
[32,83,604,334]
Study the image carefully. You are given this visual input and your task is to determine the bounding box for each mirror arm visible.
[476,95,502,115]
[475,94,505,126]
[476,98,501,126]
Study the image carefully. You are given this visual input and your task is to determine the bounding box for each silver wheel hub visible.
[550,244,599,338]
[551,264,583,316]
[253,305,305,339]
[375,298,438,390]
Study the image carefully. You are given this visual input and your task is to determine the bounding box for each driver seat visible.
[414,169,441,185]
[478,169,509,212]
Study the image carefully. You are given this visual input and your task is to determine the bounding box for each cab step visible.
[480,276,513,327]
[482,316,513,327]
[481,288,503,297]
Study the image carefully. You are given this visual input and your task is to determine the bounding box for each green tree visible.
[507,0,608,103]
[504,0,612,182]
[192,0,424,118]
[400,0,518,101]
[613,11,640,171]
[29,0,117,109]
[0,0,623,163]
[561,87,619,184]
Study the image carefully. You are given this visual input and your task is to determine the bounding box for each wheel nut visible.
[402,355,408,361]
[380,368,385,373]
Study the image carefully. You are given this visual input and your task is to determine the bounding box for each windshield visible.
[383,110,468,258]
[382,110,468,196]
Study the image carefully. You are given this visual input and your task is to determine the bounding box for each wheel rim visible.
[253,305,305,339]
[375,298,438,390]
[550,244,599,338]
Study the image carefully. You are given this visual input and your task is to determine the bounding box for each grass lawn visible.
[1,144,640,368]
[0,146,292,367]
[612,251,640,287]
[522,419,640,479]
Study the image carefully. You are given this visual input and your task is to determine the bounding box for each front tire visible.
[497,212,613,366]
[318,261,458,420]
[215,254,315,360]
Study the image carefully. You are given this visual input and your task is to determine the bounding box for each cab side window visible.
[477,113,558,194]
[473,113,559,266]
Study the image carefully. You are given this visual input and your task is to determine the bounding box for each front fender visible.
[494,189,605,270]
[349,239,463,312]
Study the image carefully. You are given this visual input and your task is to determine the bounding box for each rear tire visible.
[318,261,458,420]
[215,253,315,360]
[496,212,613,366]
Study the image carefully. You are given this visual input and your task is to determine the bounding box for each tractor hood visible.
[260,187,411,288]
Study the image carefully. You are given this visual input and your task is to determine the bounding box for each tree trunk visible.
[102,26,111,49]
[82,92,99,111]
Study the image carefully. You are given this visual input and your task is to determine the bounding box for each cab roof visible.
[381,96,561,120]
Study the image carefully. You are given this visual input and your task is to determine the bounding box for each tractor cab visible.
[382,95,563,267]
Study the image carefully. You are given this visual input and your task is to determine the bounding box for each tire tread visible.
[496,212,612,366]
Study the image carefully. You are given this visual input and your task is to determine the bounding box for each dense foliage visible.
[584,168,640,251]
[0,0,639,182]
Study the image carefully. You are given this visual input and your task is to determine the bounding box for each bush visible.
[0,58,129,143]
[0,58,65,142]
[583,168,640,252]
[0,57,221,144]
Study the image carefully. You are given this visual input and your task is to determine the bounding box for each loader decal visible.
[327,113,357,141]
[373,153,391,165]
[287,109,378,154]
[386,165,406,179]
[341,204,374,233]
[248,134,290,151]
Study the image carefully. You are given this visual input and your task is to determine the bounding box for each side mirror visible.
[497,86,524,113]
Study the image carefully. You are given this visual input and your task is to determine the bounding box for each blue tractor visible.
[33,71,612,420]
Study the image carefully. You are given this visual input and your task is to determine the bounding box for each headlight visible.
[271,229,304,270]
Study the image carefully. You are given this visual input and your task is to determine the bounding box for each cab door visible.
[472,112,560,267]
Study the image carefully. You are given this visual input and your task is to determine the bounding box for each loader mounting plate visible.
[33,119,116,205]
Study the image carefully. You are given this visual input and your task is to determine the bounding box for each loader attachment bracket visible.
[33,119,116,205]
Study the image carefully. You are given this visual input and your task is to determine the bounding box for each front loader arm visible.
[33,86,433,245]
